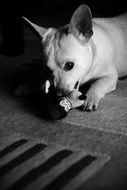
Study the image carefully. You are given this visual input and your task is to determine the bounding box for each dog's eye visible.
[64,62,74,71]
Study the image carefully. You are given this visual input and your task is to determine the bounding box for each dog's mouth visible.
[57,81,80,97]
[44,80,80,97]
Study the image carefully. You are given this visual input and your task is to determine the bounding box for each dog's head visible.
[24,5,93,96]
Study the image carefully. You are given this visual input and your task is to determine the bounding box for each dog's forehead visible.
[58,34,79,50]
[55,34,85,61]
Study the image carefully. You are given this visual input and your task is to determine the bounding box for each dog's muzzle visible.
[56,81,80,97]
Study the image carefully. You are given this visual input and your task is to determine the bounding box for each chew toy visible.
[45,80,84,120]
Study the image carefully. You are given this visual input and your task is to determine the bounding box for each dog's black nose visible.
[56,89,64,97]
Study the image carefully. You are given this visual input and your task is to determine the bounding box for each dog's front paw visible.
[82,93,99,111]
[14,84,31,97]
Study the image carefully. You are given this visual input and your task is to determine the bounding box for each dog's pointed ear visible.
[22,17,47,39]
[69,5,93,42]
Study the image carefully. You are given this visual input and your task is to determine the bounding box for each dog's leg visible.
[14,75,44,97]
[82,72,118,111]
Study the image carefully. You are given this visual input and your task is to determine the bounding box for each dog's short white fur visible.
[16,5,127,111]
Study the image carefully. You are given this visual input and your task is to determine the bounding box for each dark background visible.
[1,0,127,20]
[0,0,127,56]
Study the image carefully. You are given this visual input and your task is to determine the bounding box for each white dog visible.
[15,4,127,111]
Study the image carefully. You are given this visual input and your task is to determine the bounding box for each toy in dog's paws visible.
[44,80,84,120]
[48,89,84,120]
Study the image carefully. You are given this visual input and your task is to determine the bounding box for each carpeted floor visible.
[0,18,127,190]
